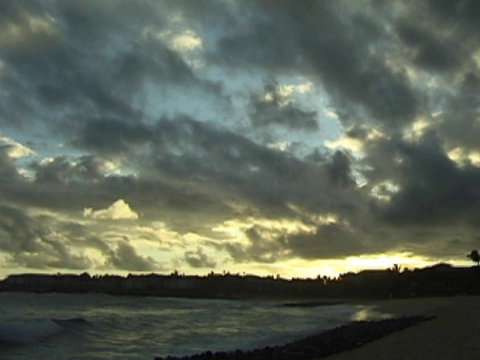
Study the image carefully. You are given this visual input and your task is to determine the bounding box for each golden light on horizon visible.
[344,253,432,271]
[294,253,446,279]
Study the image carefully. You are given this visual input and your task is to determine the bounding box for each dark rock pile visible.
[154,316,434,360]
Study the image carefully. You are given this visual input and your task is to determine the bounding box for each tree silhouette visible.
[467,250,480,266]
[392,264,401,273]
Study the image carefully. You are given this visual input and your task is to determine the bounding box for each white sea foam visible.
[0,293,387,359]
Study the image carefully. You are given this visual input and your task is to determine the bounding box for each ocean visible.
[0,292,386,360]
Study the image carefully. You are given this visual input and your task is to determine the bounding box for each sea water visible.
[0,292,386,360]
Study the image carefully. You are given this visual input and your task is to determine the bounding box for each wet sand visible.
[154,296,480,360]
[155,316,430,360]
[325,296,480,360]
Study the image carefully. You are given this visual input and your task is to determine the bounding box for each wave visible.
[52,316,90,327]
[0,317,89,345]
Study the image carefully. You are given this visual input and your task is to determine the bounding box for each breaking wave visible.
[0,317,88,345]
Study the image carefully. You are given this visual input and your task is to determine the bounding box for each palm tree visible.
[392,263,402,273]
[467,250,480,266]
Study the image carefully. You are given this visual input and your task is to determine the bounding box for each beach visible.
[154,296,480,360]
[326,296,480,360]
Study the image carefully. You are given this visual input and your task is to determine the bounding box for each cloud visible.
[108,240,158,272]
[0,146,21,184]
[374,131,480,227]
[287,223,366,259]
[426,0,480,31]
[0,137,35,159]
[2,0,480,275]
[12,238,93,270]
[0,0,222,134]
[0,206,94,270]
[215,1,418,126]
[0,205,164,271]
[436,74,480,152]
[248,80,319,131]
[326,151,356,188]
[31,155,108,185]
[184,248,216,268]
[72,119,153,155]
[0,206,47,253]
[84,199,139,220]
[395,20,461,72]
[223,227,287,264]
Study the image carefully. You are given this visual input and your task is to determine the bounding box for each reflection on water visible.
[0,293,392,359]
[350,305,393,321]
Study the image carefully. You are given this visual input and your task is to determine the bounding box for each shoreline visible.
[155,296,480,360]
[325,295,480,360]
[153,315,432,360]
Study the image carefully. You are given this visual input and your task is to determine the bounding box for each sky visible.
[1,0,479,279]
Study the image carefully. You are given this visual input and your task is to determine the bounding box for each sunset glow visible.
[1,1,479,279]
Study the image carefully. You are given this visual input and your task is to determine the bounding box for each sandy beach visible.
[325,296,480,360]
[154,296,480,360]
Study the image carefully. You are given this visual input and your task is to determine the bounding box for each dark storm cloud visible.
[325,119,480,258]
[346,128,400,186]
[0,153,127,215]
[388,1,480,77]
[147,117,360,217]
[72,119,153,155]
[54,221,162,272]
[184,248,216,268]
[0,206,47,253]
[31,155,107,184]
[108,240,159,272]
[115,36,202,89]
[376,131,480,226]
[215,0,417,126]
[350,121,480,231]
[249,81,319,131]
[0,206,93,269]
[297,17,417,126]
[0,146,20,185]
[223,226,287,264]
[3,0,480,271]
[54,0,163,44]
[436,73,480,152]
[0,1,40,21]
[0,0,221,133]
[427,0,480,29]
[0,204,162,271]
[51,114,367,243]
[0,1,138,122]
[224,221,368,263]
[287,223,366,260]
[58,221,112,253]
[9,252,90,270]
[326,151,356,189]
[395,21,460,72]
[0,148,235,237]
[22,237,92,270]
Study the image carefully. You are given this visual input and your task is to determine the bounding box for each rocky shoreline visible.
[155,315,433,360]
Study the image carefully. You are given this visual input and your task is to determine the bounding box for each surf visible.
[0,317,89,345]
